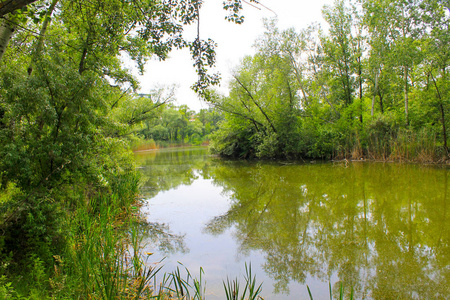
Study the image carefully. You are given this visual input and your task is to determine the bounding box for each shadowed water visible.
[135,147,449,299]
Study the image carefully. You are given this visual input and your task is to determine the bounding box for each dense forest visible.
[0,0,448,298]
[209,0,450,161]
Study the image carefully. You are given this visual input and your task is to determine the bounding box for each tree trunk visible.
[371,68,379,116]
[401,6,409,126]
[431,72,448,154]
[439,102,447,153]
[28,0,58,75]
[404,65,409,125]
[78,31,91,74]
[358,56,363,123]
[0,18,15,62]
[78,46,88,74]
[378,91,384,114]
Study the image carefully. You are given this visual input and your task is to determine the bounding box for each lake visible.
[134,146,449,299]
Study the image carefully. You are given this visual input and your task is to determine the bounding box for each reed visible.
[223,263,263,300]
[366,125,444,162]
[131,138,159,151]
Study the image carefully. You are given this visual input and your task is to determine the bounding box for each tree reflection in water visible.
[136,148,449,299]
[136,219,188,254]
[135,147,211,257]
[203,161,449,299]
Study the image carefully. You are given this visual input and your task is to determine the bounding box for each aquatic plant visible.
[223,263,263,300]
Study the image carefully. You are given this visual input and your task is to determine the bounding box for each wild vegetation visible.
[0,0,242,298]
[131,103,223,150]
[209,0,450,162]
[0,0,448,298]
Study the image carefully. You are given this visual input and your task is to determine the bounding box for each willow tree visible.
[210,20,303,158]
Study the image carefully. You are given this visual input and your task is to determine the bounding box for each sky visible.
[135,0,335,111]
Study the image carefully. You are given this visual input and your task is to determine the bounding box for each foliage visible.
[1,0,449,297]
[210,0,450,162]
[0,0,249,297]
[135,103,223,147]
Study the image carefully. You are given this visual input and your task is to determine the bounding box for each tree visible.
[0,0,38,17]
[198,107,223,136]
[415,0,450,152]
[363,0,422,125]
[362,0,390,116]
[321,0,356,108]
[210,20,304,158]
[0,0,263,280]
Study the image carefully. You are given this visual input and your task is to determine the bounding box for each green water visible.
[135,147,450,299]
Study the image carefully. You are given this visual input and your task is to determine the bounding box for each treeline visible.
[209,0,449,162]
[132,102,223,149]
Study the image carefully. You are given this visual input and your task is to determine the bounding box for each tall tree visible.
[322,0,356,108]
[417,0,450,152]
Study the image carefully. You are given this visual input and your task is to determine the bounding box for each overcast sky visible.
[135,0,335,111]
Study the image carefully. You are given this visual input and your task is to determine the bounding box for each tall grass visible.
[388,128,439,163]
[366,116,446,163]
[223,263,263,300]
[131,138,160,151]
[152,264,205,299]
[58,173,159,299]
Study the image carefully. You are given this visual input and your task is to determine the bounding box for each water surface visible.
[135,147,449,299]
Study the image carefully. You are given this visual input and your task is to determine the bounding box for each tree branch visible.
[0,0,37,17]
[233,75,277,133]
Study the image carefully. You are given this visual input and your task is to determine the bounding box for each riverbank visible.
[210,128,450,165]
